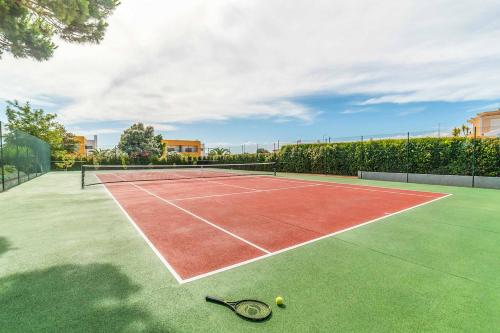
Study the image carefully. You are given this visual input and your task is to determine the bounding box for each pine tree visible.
[0,0,120,61]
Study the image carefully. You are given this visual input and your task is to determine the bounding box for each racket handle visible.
[205,295,226,305]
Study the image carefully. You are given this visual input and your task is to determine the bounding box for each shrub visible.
[278,137,499,177]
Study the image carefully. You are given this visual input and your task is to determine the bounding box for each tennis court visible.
[2,169,500,332]
[84,164,449,283]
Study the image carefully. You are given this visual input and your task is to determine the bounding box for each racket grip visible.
[205,295,225,304]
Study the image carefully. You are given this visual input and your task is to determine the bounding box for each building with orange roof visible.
[161,139,203,158]
[467,109,500,137]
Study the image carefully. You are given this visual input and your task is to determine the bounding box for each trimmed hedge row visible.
[54,137,499,177]
[278,137,499,177]
[51,152,277,171]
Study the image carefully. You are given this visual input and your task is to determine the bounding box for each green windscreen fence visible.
[0,121,51,192]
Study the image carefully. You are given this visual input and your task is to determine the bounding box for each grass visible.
[0,171,499,332]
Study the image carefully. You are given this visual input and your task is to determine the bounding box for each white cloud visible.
[340,108,376,114]
[149,123,177,132]
[68,123,176,136]
[1,0,500,125]
[67,128,122,136]
[398,107,426,116]
[466,103,500,113]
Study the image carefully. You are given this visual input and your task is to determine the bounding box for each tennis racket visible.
[205,295,272,321]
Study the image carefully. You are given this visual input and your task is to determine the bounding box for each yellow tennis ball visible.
[275,296,284,305]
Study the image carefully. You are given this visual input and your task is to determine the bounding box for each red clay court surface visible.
[99,174,450,284]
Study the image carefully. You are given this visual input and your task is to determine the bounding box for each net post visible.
[81,165,85,189]
[0,122,5,192]
[273,162,277,176]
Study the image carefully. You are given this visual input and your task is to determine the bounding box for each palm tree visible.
[209,147,230,156]
[452,128,461,137]
[461,124,471,137]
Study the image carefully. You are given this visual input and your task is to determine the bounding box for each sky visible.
[1,0,500,149]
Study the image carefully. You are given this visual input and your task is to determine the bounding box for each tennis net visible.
[81,162,277,188]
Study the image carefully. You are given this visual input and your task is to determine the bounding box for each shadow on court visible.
[0,237,12,257]
[0,263,171,333]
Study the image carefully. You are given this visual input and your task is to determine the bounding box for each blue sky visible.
[1,0,500,149]
[2,96,495,150]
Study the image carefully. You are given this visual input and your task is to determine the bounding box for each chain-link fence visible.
[204,142,280,155]
[46,125,499,182]
[276,127,500,179]
[203,129,451,155]
[0,121,51,192]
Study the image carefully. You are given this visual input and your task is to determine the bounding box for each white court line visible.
[125,181,271,255]
[101,184,184,284]
[204,175,441,199]
[202,178,258,191]
[329,184,440,198]
[180,193,453,284]
[263,176,445,198]
[172,183,323,201]
[101,173,452,284]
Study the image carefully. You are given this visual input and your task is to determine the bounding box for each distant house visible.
[468,109,500,137]
[162,139,203,158]
[73,135,98,156]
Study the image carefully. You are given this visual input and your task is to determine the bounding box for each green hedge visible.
[278,137,500,177]
[207,153,277,164]
[52,137,499,177]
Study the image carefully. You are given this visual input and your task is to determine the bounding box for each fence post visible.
[26,147,30,180]
[324,142,328,175]
[406,132,410,183]
[35,149,38,177]
[16,132,20,185]
[0,122,4,191]
[359,136,363,179]
[472,127,476,187]
[81,165,85,189]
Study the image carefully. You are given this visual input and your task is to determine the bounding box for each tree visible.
[256,148,270,154]
[53,152,75,171]
[0,0,120,61]
[118,123,162,162]
[62,131,77,153]
[90,147,127,164]
[208,147,230,156]
[452,127,461,137]
[461,124,471,137]
[5,100,76,154]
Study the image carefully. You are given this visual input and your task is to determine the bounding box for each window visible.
[183,146,198,153]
